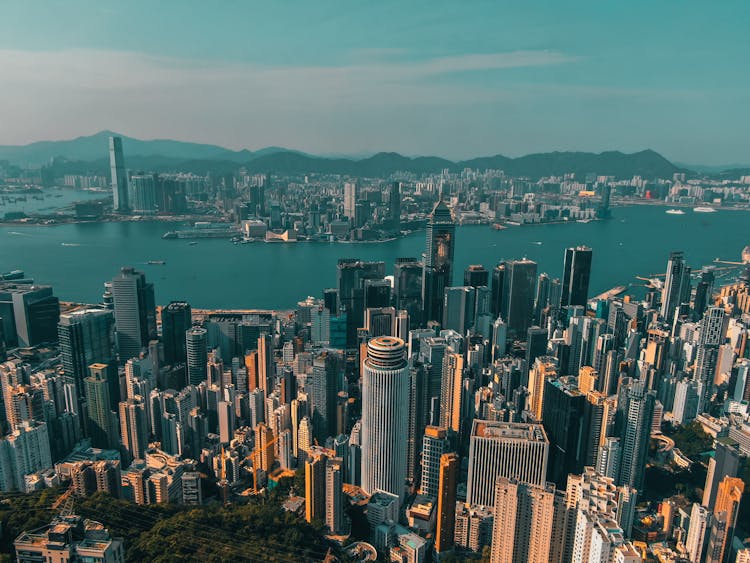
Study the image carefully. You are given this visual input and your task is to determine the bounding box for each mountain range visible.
[0,130,687,179]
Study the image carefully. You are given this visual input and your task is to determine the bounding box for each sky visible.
[0,1,749,165]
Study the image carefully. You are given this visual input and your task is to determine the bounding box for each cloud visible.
[0,47,578,149]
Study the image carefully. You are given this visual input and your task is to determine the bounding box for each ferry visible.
[693,206,716,213]
[665,209,685,215]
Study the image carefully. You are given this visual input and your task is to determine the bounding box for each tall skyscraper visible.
[420,426,450,497]
[501,259,538,340]
[119,397,148,465]
[464,264,489,288]
[325,456,344,534]
[185,327,207,386]
[618,379,655,491]
[490,477,560,563]
[422,199,456,324]
[661,251,691,323]
[435,452,459,554]
[389,181,401,231]
[706,476,744,563]
[466,420,549,507]
[111,267,156,363]
[58,308,115,405]
[442,286,475,335]
[541,376,586,486]
[162,301,192,366]
[361,336,409,503]
[439,353,464,433]
[343,181,358,224]
[393,258,423,325]
[109,136,129,213]
[560,246,593,308]
[309,350,340,442]
[305,449,327,525]
[490,263,505,319]
[84,364,117,450]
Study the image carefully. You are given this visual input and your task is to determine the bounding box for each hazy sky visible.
[1,1,748,164]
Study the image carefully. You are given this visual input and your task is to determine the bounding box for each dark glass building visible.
[422,199,456,324]
[560,246,593,308]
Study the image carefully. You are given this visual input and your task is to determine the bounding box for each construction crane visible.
[51,484,75,517]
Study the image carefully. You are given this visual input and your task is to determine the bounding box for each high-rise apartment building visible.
[490,477,561,563]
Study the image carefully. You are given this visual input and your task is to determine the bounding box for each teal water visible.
[0,187,106,215]
[0,206,747,309]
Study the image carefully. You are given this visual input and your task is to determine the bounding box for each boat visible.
[665,209,685,215]
[188,241,198,246]
[491,223,507,230]
[147,260,166,265]
[693,206,716,213]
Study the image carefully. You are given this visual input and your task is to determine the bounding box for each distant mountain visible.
[0,131,685,179]
[0,131,296,165]
[238,148,682,179]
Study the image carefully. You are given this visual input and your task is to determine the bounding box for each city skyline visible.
[1,2,749,165]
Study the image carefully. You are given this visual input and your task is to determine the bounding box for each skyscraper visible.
[393,258,423,325]
[618,379,655,490]
[660,251,691,323]
[439,353,464,433]
[389,181,401,231]
[541,376,586,486]
[435,452,459,554]
[109,136,129,213]
[422,199,456,324]
[309,350,340,442]
[162,301,192,365]
[466,420,549,507]
[185,327,207,386]
[501,259,538,340]
[305,449,327,525]
[361,336,409,503]
[464,264,489,288]
[490,477,559,563]
[420,426,450,498]
[58,308,115,405]
[128,174,158,214]
[325,456,344,534]
[442,286,475,335]
[119,397,148,465]
[111,267,156,363]
[84,364,117,450]
[560,246,593,308]
[343,181,358,224]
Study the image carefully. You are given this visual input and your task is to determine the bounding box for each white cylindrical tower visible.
[361,336,409,503]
